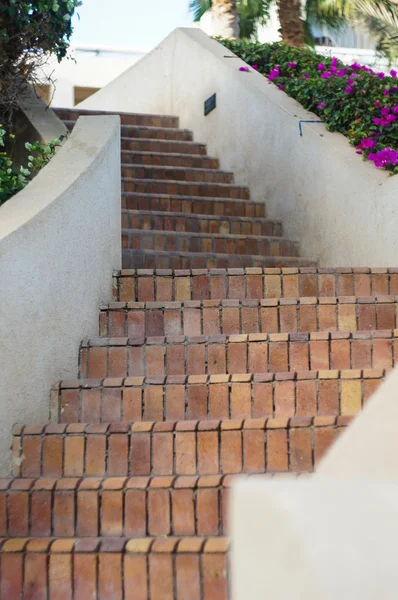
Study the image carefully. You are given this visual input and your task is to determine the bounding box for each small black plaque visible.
[204,93,216,116]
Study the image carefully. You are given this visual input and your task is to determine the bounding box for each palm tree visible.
[190,0,398,54]
[190,0,305,45]
[211,0,241,38]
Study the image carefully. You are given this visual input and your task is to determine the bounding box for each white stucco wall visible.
[0,115,121,475]
[80,27,398,267]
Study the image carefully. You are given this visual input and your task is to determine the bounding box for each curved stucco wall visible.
[0,115,121,475]
[80,27,398,267]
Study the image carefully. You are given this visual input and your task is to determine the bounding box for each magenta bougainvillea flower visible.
[302,72,310,80]
[374,100,381,107]
[384,89,390,96]
[381,106,390,116]
[252,64,259,71]
[279,85,285,90]
[368,148,398,167]
[239,66,250,72]
[317,101,326,109]
[391,69,397,78]
[317,63,326,71]
[378,72,385,79]
[357,138,376,150]
[268,67,280,81]
[345,86,354,94]
[393,106,398,114]
[288,62,297,68]
[337,69,346,77]
[321,71,332,79]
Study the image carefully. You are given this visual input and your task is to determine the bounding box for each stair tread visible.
[122,208,280,223]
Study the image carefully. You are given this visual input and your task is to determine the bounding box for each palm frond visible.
[189,0,213,22]
[305,0,347,29]
[349,0,398,59]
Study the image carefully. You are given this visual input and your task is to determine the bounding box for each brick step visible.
[54,369,384,424]
[122,209,282,237]
[115,267,398,302]
[53,107,179,128]
[0,537,229,599]
[122,192,265,217]
[122,229,298,257]
[122,249,314,270]
[12,417,350,478]
[121,151,219,169]
[101,297,398,339]
[122,164,234,184]
[64,120,193,141]
[123,178,250,199]
[79,331,397,378]
[0,475,238,538]
[122,137,207,155]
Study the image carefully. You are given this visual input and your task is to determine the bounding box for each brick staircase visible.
[0,107,391,597]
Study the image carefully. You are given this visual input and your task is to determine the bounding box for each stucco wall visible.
[0,115,121,475]
[80,27,398,267]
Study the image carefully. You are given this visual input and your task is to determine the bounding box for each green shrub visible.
[219,39,398,172]
[0,127,63,206]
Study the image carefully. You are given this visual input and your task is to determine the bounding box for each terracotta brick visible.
[176,432,196,475]
[125,555,148,600]
[42,435,63,477]
[77,490,98,536]
[269,342,288,372]
[131,433,151,475]
[188,384,207,419]
[87,346,107,378]
[249,342,268,373]
[50,554,73,600]
[314,427,335,465]
[341,380,362,415]
[172,489,195,535]
[198,431,219,474]
[148,488,171,535]
[74,554,97,600]
[209,384,229,419]
[21,436,41,477]
[202,554,229,600]
[108,434,129,476]
[296,380,317,416]
[153,432,173,475]
[221,431,242,473]
[125,489,146,537]
[244,430,265,473]
[310,340,330,370]
[274,380,295,417]
[267,429,288,472]
[290,428,313,471]
[54,491,75,536]
[99,554,123,599]
[318,380,339,415]
[227,342,247,373]
[81,389,101,423]
[187,344,206,375]
[351,340,371,369]
[85,434,106,476]
[24,553,48,599]
[64,435,84,476]
[1,554,23,598]
[165,384,185,420]
[149,554,173,600]
[176,554,201,600]
[252,381,272,417]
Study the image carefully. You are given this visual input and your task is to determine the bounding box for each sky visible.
[71,0,195,51]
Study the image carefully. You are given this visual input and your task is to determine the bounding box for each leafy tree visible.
[0,0,82,121]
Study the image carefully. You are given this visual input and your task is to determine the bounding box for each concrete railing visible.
[232,368,398,599]
[0,115,121,475]
[80,27,398,267]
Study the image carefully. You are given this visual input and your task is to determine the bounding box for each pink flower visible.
[373,117,382,125]
[252,64,259,71]
[317,63,326,71]
[384,89,390,96]
[393,105,398,114]
[321,71,332,79]
[345,86,354,94]
[368,148,398,167]
[391,69,397,78]
[337,69,346,77]
[357,138,376,150]
[268,67,280,81]
[381,106,390,116]
[378,72,385,79]
[302,72,310,80]
[239,66,250,72]
[279,85,285,90]
[374,100,381,107]
[347,77,354,85]
[288,62,297,68]
[317,101,326,109]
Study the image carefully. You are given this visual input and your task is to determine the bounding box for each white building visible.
[37,44,146,108]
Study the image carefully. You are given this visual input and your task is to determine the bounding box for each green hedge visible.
[219,39,398,172]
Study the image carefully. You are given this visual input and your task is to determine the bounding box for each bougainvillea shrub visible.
[220,39,398,172]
